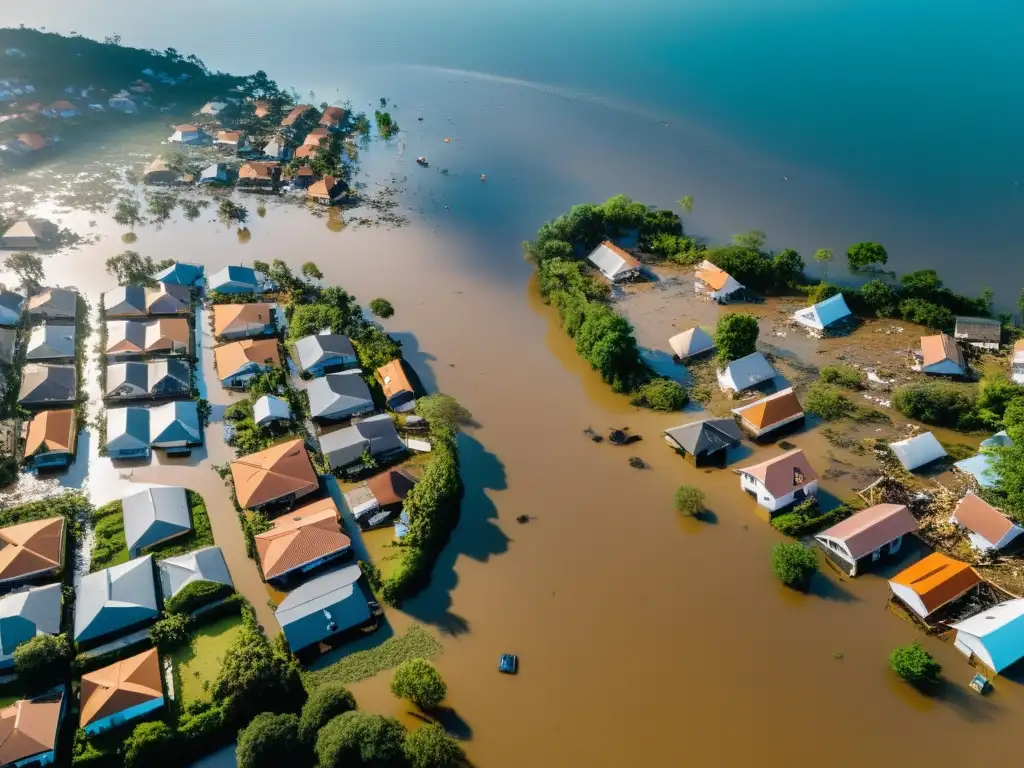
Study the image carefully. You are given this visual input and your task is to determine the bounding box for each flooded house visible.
[229,438,319,510]
[281,104,314,128]
[42,100,77,118]
[105,359,190,402]
[889,431,947,472]
[168,123,204,144]
[0,289,24,326]
[149,400,202,454]
[888,552,981,621]
[74,556,159,644]
[106,318,190,358]
[663,418,743,467]
[1012,340,1024,384]
[143,157,176,185]
[289,166,316,189]
[814,504,918,576]
[0,693,64,767]
[668,326,715,361]
[154,261,204,287]
[916,332,967,376]
[950,492,1024,552]
[198,162,229,184]
[0,583,61,669]
[303,126,330,146]
[0,516,64,585]
[319,105,346,129]
[294,333,357,376]
[307,175,347,205]
[208,265,272,294]
[319,413,405,471]
[237,162,280,190]
[214,338,281,389]
[294,143,319,161]
[157,546,232,603]
[214,129,249,152]
[735,448,818,514]
[308,370,375,422]
[106,407,151,461]
[377,359,416,412]
[791,293,853,335]
[122,484,191,557]
[27,287,77,321]
[585,241,641,283]
[23,408,77,469]
[79,648,164,736]
[0,218,57,249]
[954,316,1001,351]
[18,364,76,408]
[716,352,776,394]
[276,564,372,654]
[255,497,351,584]
[103,283,189,319]
[951,599,1024,674]
[731,387,804,440]
[344,468,417,529]
[261,135,290,161]
[25,324,75,361]
[694,260,744,303]
[213,302,276,340]
[200,101,227,116]
[254,394,292,427]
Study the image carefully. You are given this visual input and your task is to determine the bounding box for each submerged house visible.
[19,364,76,408]
[276,564,371,653]
[150,400,201,454]
[950,492,1024,552]
[889,432,947,472]
[0,583,62,669]
[716,352,776,394]
[253,394,292,427]
[307,176,347,204]
[214,338,281,389]
[917,333,966,376]
[585,241,641,283]
[0,289,24,327]
[143,157,176,185]
[731,388,804,440]
[106,407,151,461]
[79,648,164,736]
[105,359,190,401]
[255,497,351,583]
[954,452,1000,489]
[694,260,743,303]
[319,106,346,128]
[74,556,159,644]
[237,162,280,190]
[106,318,190,358]
[951,599,1024,674]
[122,484,191,557]
[261,136,289,161]
[281,104,314,127]
[229,438,319,510]
[377,359,416,412]
[0,218,57,249]
[663,418,743,467]
[294,334,357,376]
[213,303,276,340]
[198,162,229,184]
[0,517,64,585]
[208,265,268,294]
[103,283,189,319]
[815,504,918,577]
[168,123,204,144]
[27,288,77,321]
[344,469,418,529]
[158,546,232,603]
[320,413,405,470]
[25,324,75,361]
[23,408,77,469]
[307,371,375,422]
[954,316,1001,351]
[1012,340,1024,384]
[0,693,64,767]
[888,552,981,620]
[153,261,204,287]
[735,448,818,514]
[668,326,715,361]
[791,293,853,335]
[214,130,249,152]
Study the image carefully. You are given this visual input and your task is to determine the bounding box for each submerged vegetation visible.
[770,542,818,590]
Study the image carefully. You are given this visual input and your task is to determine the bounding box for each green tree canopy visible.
[674,486,705,516]
[124,721,175,768]
[390,658,447,709]
[315,711,406,768]
[713,313,759,363]
[13,633,71,691]
[299,684,356,746]
[237,712,302,768]
[301,261,323,281]
[858,279,897,317]
[847,241,888,270]
[3,251,44,294]
[404,723,464,768]
[416,394,473,435]
[770,542,818,589]
[369,298,394,318]
[105,249,158,287]
[889,641,942,684]
[630,378,688,411]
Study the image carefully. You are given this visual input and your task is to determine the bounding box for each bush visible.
[299,684,356,746]
[416,394,473,436]
[315,711,406,768]
[674,486,705,516]
[164,580,234,615]
[14,633,72,690]
[237,712,302,768]
[714,313,759,364]
[177,702,227,747]
[803,282,839,304]
[630,378,688,411]
[124,721,175,768]
[390,658,447,709]
[369,298,394,318]
[404,723,464,768]
[892,381,979,430]
[899,298,955,331]
[770,500,854,537]
[858,279,898,317]
[804,382,855,421]
[149,613,192,650]
[770,542,817,589]
[359,560,383,594]
[889,642,942,684]
[820,364,863,390]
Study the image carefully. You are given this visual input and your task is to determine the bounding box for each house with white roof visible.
[716,352,776,393]
[254,394,292,427]
[791,293,853,335]
[168,124,204,144]
[585,241,641,283]
[668,327,714,361]
[889,432,947,472]
[952,599,1024,673]
[122,485,191,557]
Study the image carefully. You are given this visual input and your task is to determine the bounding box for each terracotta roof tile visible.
[366,469,417,507]
[255,497,349,578]
[0,517,64,581]
[230,438,318,508]
[695,260,734,291]
[952,492,1016,548]
[24,408,76,455]
[920,333,964,369]
[213,303,273,337]
[732,388,802,430]
[377,359,412,401]
[215,338,280,377]
[80,648,162,727]
[0,694,62,764]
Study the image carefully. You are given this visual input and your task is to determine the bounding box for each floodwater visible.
[1,3,1023,766]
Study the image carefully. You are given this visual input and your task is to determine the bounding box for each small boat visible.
[480,173,486,181]
[444,137,451,143]
[498,654,518,674]
[416,156,428,167]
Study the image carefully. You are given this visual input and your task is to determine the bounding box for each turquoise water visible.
[4,0,1024,297]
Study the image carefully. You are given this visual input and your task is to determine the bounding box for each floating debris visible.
[628,457,646,469]
[515,514,530,524]
[609,428,641,445]
[416,156,429,167]
[582,427,603,443]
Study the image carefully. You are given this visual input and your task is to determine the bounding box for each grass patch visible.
[169,613,245,706]
[302,624,442,689]
[90,490,213,572]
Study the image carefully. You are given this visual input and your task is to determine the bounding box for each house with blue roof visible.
[208,265,276,294]
[74,556,159,645]
[106,407,151,460]
[276,564,372,653]
[149,400,201,454]
[198,163,229,184]
[154,261,204,287]
[0,583,61,670]
[792,293,854,334]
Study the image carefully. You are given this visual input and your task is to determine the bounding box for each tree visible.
[301,261,323,281]
[416,394,473,435]
[713,313,759,363]
[813,248,833,278]
[219,199,248,224]
[124,721,175,768]
[898,298,955,331]
[678,195,694,214]
[13,633,71,690]
[315,711,406,768]
[391,658,447,709]
[404,724,464,768]
[105,250,158,287]
[149,612,192,650]
[298,684,356,746]
[804,382,855,421]
[859,279,897,317]
[369,298,394,319]
[892,381,978,430]
[114,197,142,229]
[847,241,888,271]
[674,486,705,516]
[770,542,817,589]
[4,252,44,293]
[630,378,688,411]
[889,642,942,684]
[732,230,767,250]
[771,248,804,290]
[237,712,302,768]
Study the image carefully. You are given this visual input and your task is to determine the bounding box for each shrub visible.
[315,711,406,768]
[298,684,356,746]
[164,580,233,615]
[858,279,898,317]
[149,613,192,650]
[14,633,72,690]
[415,394,473,435]
[899,298,955,331]
[404,723,464,768]
[369,298,394,318]
[124,721,175,768]
[390,658,447,709]
[770,542,818,589]
[803,281,839,304]
[177,702,227,746]
[804,382,855,421]
[630,378,688,411]
[770,500,854,537]
[237,712,302,768]
[674,486,705,516]
[892,381,979,430]
[820,364,863,390]
[889,642,942,684]
[713,313,759,364]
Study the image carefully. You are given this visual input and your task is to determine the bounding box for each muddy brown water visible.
[2,169,1020,768]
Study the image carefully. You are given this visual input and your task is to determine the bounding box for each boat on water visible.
[416,156,428,167]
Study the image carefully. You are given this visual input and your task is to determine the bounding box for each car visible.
[498,653,518,674]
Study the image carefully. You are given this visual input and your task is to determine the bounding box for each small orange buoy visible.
[444,137,451,143]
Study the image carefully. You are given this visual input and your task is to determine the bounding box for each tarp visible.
[890,432,947,471]
[792,293,852,331]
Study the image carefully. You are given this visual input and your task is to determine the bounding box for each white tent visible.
[716,352,775,393]
[585,242,640,283]
[890,432,947,471]
[952,599,1024,673]
[668,327,715,360]
[791,293,852,332]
